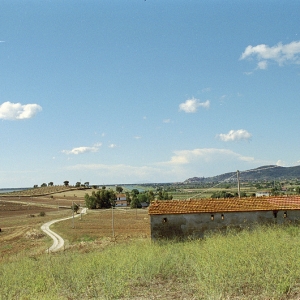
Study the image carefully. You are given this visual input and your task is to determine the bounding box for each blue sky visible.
[1,1,300,187]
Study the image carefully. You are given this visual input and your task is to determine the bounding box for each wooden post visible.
[112,206,115,238]
[237,170,241,198]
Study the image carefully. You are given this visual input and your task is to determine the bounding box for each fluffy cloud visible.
[276,160,286,166]
[0,101,42,120]
[217,129,252,142]
[62,145,100,155]
[109,144,117,148]
[240,41,300,68]
[179,97,210,113]
[167,148,254,165]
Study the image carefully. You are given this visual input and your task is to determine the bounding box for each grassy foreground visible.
[1,225,300,299]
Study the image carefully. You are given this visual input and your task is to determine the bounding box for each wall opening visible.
[162,217,168,223]
[283,211,287,218]
[211,214,214,221]
[221,214,224,220]
[273,211,278,218]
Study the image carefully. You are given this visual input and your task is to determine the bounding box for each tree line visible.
[84,186,173,209]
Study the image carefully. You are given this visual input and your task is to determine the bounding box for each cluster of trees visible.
[126,188,172,208]
[211,191,248,198]
[84,186,173,210]
[84,188,115,209]
[35,181,92,188]
[127,189,154,208]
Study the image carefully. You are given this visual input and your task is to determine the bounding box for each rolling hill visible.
[184,165,300,183]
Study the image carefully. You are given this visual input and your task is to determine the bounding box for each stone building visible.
[148,196,300,240]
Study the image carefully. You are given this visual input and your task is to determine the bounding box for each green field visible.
[1,224,300,299]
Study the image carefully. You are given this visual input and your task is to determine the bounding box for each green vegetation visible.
[2,225,300,299]
[84,189,115,209]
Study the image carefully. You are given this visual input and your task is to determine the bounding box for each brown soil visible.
[0,196,150,259]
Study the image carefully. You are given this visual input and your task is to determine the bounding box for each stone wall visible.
[150,210,300,240]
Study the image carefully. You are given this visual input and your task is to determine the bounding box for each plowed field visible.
[0,196,150,260]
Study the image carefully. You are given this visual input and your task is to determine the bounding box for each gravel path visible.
[41,208,87,252]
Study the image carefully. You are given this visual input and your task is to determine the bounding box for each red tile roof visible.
[148,196,300,215]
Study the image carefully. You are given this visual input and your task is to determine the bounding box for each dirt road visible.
[41,208,87,252]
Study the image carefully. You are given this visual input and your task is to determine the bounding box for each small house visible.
[148,196,300,240]
[115,193,127,207]
[255,191,270,197]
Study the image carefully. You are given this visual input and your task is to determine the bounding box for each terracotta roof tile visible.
[148,196,300,215]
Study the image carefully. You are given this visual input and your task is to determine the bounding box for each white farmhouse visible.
[115,193,127,207]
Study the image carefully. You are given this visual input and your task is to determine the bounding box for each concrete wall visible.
[150,210,300,240]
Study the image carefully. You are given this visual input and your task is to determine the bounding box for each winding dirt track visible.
[41,208,87,252]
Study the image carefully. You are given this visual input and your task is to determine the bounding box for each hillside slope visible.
[185,165,300,183]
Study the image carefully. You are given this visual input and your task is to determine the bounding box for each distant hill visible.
[184,165,300,183]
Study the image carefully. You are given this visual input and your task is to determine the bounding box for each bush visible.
[39,211,46,217]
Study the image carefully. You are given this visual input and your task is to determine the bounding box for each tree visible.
[64,181,69,186]
[84,182,89,187]
[130,195,141,208]
[41,183,47,187]
[125,191,131,205]
[85,193,97,209]
[131,189,139,196]
[157,190,173,200]
[48,182,54,186]
[75,182,81,187]
[84,189,115,209]
[116,186,123,193]
[211,191,234,198]
[71,203,79,213]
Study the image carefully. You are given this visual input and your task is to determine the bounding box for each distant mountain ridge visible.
[184,165,300,183]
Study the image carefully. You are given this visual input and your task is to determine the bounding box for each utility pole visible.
[111,206,115,238]
[72,201,74,228]
[237,170,241,198]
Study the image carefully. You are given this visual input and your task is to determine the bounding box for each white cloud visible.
[134,136,142,140]
[240,41,300,69]
[257,60,268,70]
[109,144,117,148]
[179,97,210,113]
[217,129,252,142]
[163,119,171,123]
[0,101,42,120]
[276,160,286,166]
[62,145,100,155]
[165,148,254,165]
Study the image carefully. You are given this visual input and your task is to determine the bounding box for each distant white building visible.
[256,191,270,197]
[115,193,127,207]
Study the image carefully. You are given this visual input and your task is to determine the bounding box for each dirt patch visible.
[50,208,150,251]
[25,229,45,239]
[0,198,74,259]
[0,198,151,258]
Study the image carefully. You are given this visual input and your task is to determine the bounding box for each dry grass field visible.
[0,188,150,260]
